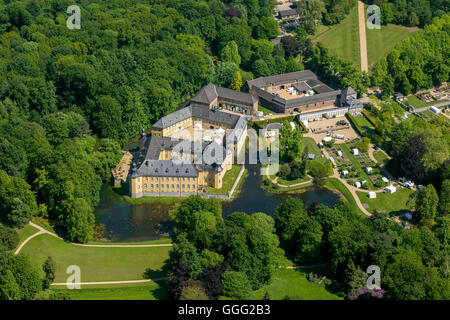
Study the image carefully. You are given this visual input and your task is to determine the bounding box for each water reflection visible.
[95,164,339,242]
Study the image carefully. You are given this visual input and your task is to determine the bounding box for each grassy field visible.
[251,268,341,300]
[15,224,39,248]
[357,188,414,215]
[325,178,365,217]
[208,165,243,194]
[54,281,168,300]
[20,234,170,282]
[353,115,373,130]
[312,6,360,67]
[312,5,416,68]
[406,95,450,108]
[302,137,332,175]
[373,151,389,165]
[366,24,416,66]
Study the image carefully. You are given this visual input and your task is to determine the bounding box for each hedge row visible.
[362,109,378,127]
[345,113,363,135]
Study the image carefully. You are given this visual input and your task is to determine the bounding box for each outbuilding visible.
[352,148,359,155]
[384,185,397,194]
[366,167,373,174]
[430,106,441,114]
[368,192,376,199]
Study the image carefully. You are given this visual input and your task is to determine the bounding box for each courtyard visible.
[303,115,360,143]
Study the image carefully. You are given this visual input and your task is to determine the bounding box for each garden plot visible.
[327,141,381,190]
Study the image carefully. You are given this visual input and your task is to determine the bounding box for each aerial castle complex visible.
[129,105,247,198]
[125,70,362,198]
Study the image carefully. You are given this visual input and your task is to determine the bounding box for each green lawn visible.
[353,115,373,130]
[53,282,168,300]
[366,24,416,66]
[312,5,416,68]
[19,234,170,282]
[15,224,39,249]
[373,151,389,165]
[123,196,185,205]
[405,96,449,109]
[277,176,310,186]
[258,105,276,115]
[302,137,331,173]
[312,6,360,67]
[251,268,341,300]
[325,178,365,216]
[208,165,243,194]
[357,188,414,215]
[87,238,172,246]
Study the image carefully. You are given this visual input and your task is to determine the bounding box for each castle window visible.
[192,185,195,189]
[166,184,169,188]
[144,184,147,188]
[151,184,153,188]
[172,184,174,188]
[156,184,158,188]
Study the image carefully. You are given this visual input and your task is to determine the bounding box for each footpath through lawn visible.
[19,234,170,283]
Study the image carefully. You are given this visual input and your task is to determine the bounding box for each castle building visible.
[129,106,247,198]
[247,70,363,121]
[190,83,258,115]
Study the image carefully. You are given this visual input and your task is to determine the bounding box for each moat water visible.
[94,164,340,242]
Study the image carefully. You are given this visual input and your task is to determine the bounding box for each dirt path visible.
[321,148,375,216]
[50,278,166,286]
[358,0,369,72]
[265,165,313,188]
[14,222,173,255]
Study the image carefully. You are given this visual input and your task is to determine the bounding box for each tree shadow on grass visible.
[149,280,169,300]
[143,256,171,280]
[292,264,344,297]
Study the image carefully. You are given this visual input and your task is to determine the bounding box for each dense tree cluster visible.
[168,196,283,300]
[366,0,449,27]
[371,14,449,96]
[363,99,449,187]
[274,197,450,299]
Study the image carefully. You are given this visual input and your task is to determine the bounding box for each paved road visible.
[14,222,173,255]
[405,101,450,115]
[358,1,369,72]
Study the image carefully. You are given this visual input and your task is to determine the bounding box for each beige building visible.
[130,106,247,198]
